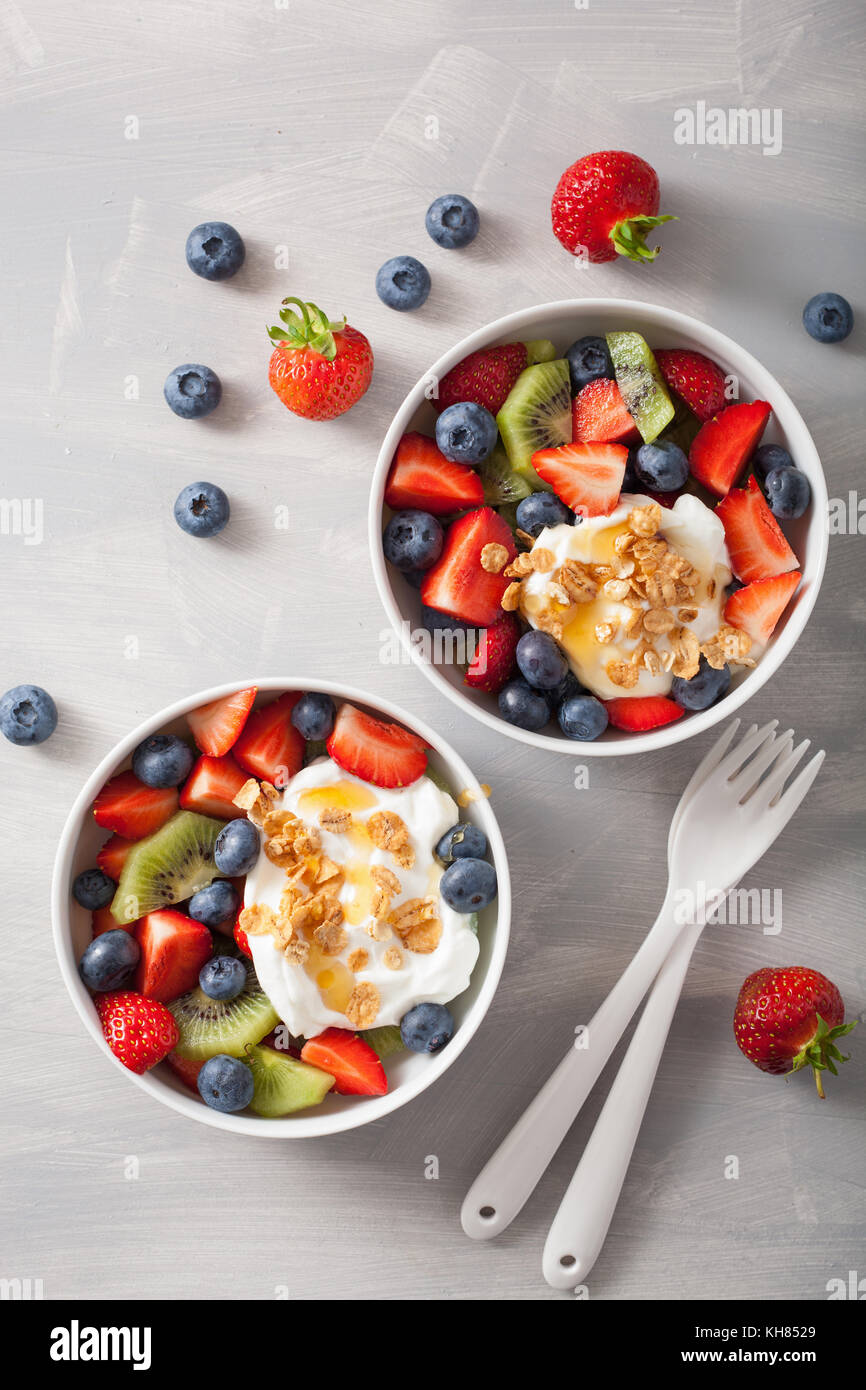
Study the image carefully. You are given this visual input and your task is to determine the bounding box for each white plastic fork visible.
[461,719,824,1244]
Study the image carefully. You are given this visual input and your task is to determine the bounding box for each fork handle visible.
[460,886,685,1240]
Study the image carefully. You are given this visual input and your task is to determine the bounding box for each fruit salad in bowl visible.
[53,682,509,1136]
[370,299,828,755]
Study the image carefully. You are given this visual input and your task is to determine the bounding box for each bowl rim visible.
[52,678,511,1137]
[368,297,830,756]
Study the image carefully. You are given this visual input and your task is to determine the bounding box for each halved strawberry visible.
[421,506,517,626]
[233,911,252,959]
[433,342,529,416]
[93,771,178,840]
[232,693,304,788]
[572,378,639,444]
[96,834,135,880]
[532,441,628,517]
[604,696,685,732]
[464,612,521,694]
[385,432,484,515]
[724,571,801,645]
[326,702,428,789]
[689,401,772,497]
[165,1051,205,1092]
[187,686,257,757]
[133,909,213,1004]
[716,475,799,583]
[654,349,727,422]
[179,753,249,820]
[300,1027,388,1096]
[92,905,137,938]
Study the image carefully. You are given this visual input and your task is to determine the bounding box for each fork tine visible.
[732,730,794,800]
[760,738,812,806]
[713,719,779,785]
[771,749,825,817]
[676,719,743,809]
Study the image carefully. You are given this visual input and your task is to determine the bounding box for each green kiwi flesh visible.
[169,957,279,1060]
[496,359,572,484]
[606,331,674,443]
[244,1044,334,1116]
[110,810,226,924]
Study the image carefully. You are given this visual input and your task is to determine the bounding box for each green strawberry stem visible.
[266,297,346,361]
[610,214,677,264]
[790,1014,857,1098]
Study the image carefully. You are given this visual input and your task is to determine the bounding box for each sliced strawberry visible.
[92,905,137,938]
[604,696,685,732]
[724,571,801,645]
[93,771,178,840]
[133,909,213,1004]
[532,441,628,517]
[232,693,305,788]
[233,912,252,959]
[187,686,257,757]
[464,612,521,694]
[326,702,428,789]
[572,378,639,444]
[385,432,484,515]
[96,834,135,880]
[421,507,517,626]
[716,475,799,583]
[179,753,249,820]
[689,400,772,498]
[300,1027,388,1096]
[434,342,528,416]
[165,1051,205,1092]
[654,349,727,422]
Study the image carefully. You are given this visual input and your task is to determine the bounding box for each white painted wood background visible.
[1,0,864,1301]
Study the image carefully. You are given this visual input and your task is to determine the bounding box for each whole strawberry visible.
[655,349,727,422]
[551,150,675,264]
[95,990,179,1075]
[733,966,856,1098]
[268,297,373,420]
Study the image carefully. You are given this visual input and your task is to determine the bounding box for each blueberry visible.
[545,670,584,711]
[635,440,689,492]
[435,401,498,466]
[498,677,550,731]
[79,930,140,992]
[763,466,811,520]
[420,606,474,634]
[516,630,568,690]
[188,879,239,928]
[515,491,574,537]
[403,569,426,590]
[73,868,116,910]
[670,654,732,711]
[174,481,230,538]
[375,255,431,311]
[425,194,479,250]
[622,445,641,493]
[400,1002,455,1053]
[752,442,794,481]
[132,733,194,788]
[164,364,222,419]
[383,509,443,571]
[802,292,853,343]
[435,822,488,864]
[214,819,260,877]
[441,857,497,912]
[199,954,247,1002]
[558,694,608,741]
[0,684,57,745]
[291,692,336,742]
[185,222,245,281]
[565,335,614,394]
[197,1054,254,1112]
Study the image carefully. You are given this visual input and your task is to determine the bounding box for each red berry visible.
[326,703,428,790]
[187,687,257,757]
[93,771,178,841]
[434,342,528,416]
[232,693,305,787]
[179,753,249,820]
[420,507,517,626]
[604,696,685,732]
[300,1027,387,1096]
[551,150,673,264]
[733,966,856,1097]
[716,475,799,583]
[724,572,801,645]
[689,400,771,497]
[95,990,179,1075]
[268,298,373,421]
[464,612,521,694]
[532,441,628,517]
[654,349,727,423]
[384,432,484,515]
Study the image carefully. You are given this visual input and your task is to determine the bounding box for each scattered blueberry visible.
[558,694,609,741]
[132,733,194,788]
[764,466,811,520]
[188,879,239,928]
[420,605,474,634]
[185,222,245,281]
[671,655,732,711]
[515,491,574,537]
[164,364,222,419]
[400,1001,455,1053]
[802,292,853,343]
[214,819,260,877]
[0,684,57,745]
[441,857,497,912]
[174,481,230,538]
[516,630,568,690]
[79,930,140,992]
[73,869,116,910]
[498,677,550,732]
[291,692,336,742]
[436,822,488,864]
[435,401,498,466]
[545,670,584,712]
[752,442,795,481]
[197,1053,254,1112]
[565,335,614,394]
[425,194,479,249]
[199,954,247,1002]
[383,509,443,571]
[635,440,689,492]
[375,255,431,312]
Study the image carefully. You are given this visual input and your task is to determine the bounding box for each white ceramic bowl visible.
[52,680,511,1137]
[369,299,828,756]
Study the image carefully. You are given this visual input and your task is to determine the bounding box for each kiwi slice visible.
[363,1025,405,1060]
[524,338,557,365]
[478,445,533,507]
[244,1043,334,1116]
[169,958,278,1060]
[110,810,225,924]
[496,359,571,484]
[606,331,674,444]
[424,764,454,797]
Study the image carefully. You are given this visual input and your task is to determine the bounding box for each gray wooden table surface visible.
[2,0,864,1301]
